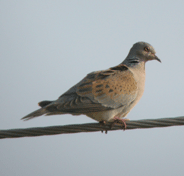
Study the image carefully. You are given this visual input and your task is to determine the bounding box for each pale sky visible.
[1,1,184,176]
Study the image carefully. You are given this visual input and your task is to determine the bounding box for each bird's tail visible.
[21,100,54,121]
[21,108,48,121]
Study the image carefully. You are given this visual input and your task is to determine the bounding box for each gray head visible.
[123,42,161,66]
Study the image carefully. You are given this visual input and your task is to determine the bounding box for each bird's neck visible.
[122,56,145,69]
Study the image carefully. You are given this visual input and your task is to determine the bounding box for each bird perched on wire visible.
[22,41,161,128]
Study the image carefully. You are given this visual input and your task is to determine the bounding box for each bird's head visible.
[124,42,161,65]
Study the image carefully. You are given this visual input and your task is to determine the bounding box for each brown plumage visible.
[22,42,161,124]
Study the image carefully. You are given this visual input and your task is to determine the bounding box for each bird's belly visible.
[86,106,127,122]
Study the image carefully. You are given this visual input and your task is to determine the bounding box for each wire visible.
[1,116,184,139]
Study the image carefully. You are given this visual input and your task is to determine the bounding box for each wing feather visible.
[45,64,138,114]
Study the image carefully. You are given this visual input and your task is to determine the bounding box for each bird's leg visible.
[111,116,129,130]
[99,120,108,134]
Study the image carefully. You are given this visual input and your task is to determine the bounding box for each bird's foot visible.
[99,120,108,134]
[111,117,129,130]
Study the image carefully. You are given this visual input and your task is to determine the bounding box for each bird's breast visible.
[129,64,146,105]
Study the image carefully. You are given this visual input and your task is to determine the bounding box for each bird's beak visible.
[154,55,161,63]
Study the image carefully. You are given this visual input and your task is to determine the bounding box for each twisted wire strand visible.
[1,116,184,139]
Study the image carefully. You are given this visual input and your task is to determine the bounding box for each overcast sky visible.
[1,1,184,176]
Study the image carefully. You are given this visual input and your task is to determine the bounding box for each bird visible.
[22,41,161,128]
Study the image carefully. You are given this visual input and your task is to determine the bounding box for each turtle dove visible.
[22,42,161,127]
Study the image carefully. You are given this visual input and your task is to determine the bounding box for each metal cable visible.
[1,116,184,139]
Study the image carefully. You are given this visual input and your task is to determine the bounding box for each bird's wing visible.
[46,64,138,114]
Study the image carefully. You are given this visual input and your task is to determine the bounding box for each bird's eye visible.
[144,47,150,52]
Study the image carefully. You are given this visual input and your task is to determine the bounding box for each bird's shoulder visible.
[77,64,138,97]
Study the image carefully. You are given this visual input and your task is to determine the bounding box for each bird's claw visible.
[99,120,108,134]
[111,117,129,130]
